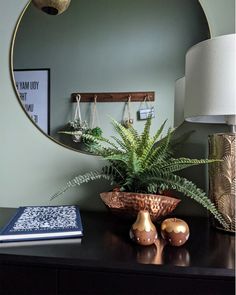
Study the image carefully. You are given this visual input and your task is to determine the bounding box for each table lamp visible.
[184,34,236,232]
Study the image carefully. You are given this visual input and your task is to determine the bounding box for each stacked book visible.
[0,205,83,243]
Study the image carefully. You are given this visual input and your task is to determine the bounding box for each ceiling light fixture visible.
[32,0,71,15]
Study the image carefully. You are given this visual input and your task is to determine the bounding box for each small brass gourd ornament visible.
[129,210,158,246]
[32,0,71,15]
[161,218,190,247]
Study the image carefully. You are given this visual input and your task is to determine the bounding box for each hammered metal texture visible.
[209,133,236,232]
[100,192,180,222]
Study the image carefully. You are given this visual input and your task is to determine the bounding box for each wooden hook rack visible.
[71,91,155,102]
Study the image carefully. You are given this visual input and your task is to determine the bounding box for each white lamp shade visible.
[184,34,236,124]
[174,77,185,127]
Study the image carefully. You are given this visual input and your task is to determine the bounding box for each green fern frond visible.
[152,120,167,144]
[138,120,167,164]
[137,120,166,166]
[100,148,126,158]
[139,138,153,166]
[128,150,142,174]
[111,119,136,148]
[137,117,152,155]
[81,133,100,144]
[153,158,218,174]
[142,127,173,168]
[96,136,121,150]
[82,133,119,150]
[123,175,135,191]
[51,171,112,201]
[101,165,124,185]
[143,173,228,229]
[128,126,140,145]
[84,137,124,157]
[111,136,128,152]
[104,153,128,165]
[147,183,158,194]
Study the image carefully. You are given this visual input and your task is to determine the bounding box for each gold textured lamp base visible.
[209,133,236,232]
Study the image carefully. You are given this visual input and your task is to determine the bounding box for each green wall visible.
[0,0,235,216]
[200,0,235,36]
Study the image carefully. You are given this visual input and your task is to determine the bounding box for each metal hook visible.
[128,95,132,102]
[94,95,97,103]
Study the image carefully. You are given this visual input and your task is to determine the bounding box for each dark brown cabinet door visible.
[0,264,57,295]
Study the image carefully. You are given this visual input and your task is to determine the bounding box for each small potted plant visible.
[58,118,89,143]
[52,118,228,229]
[58,119,103,149]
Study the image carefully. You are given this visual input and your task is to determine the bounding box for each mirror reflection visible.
[13,0,209,151]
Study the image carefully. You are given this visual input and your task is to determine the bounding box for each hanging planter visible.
[83,96,103,147]
[32,0,71,15]
[122,96,134,128]
[137,96,155,120]
[59,94,89,143]
[58,95,103,151]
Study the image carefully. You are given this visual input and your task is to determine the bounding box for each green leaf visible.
[143,172,228,229]
[51,171,111,200]
[142,127,173,169]
[105,153,128,165]
[137,117,152,155]
[111,136,128,152]
[128,150,142,174]
[154,158,219,174]
[111,118,136,149]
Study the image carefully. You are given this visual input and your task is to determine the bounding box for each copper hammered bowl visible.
[100,191,181,222]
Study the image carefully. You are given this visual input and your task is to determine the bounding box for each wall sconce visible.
[32,0,71,15]
[184,34,236,232]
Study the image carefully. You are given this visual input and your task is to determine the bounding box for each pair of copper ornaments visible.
[129,211,190,247]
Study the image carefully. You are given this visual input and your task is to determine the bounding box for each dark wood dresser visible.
[0,208,234,295]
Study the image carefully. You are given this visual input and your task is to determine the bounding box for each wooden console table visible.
[0,208,234,295]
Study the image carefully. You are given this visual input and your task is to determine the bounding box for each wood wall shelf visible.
[71,92,155,102]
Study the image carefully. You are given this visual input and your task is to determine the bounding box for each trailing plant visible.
[52,118,228,229]
[58,120,103,145]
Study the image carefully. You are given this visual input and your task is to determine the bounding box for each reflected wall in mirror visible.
[14,68,50,134]
[13,0,210,152]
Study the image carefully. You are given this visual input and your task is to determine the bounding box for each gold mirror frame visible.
[10,0,211,153]
[10,1,90,154]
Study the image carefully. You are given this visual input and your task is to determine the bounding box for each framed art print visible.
[13,69,50,134]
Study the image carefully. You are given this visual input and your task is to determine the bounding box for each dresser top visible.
[0,208,234,278]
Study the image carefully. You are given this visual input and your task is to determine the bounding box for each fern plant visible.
[52,118,228,229]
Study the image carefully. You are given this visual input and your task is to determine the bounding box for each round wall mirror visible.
[12,0,210,152]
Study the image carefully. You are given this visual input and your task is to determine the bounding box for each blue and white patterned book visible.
[0,205,83,242]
